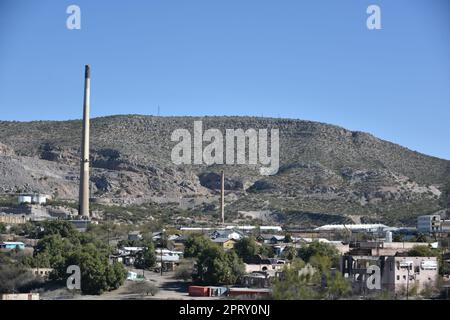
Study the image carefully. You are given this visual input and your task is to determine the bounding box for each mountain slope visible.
[0,115,448,225]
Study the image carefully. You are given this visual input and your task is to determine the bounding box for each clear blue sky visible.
[0,0,449,159]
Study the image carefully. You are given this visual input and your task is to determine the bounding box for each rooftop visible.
[314,224,390,231]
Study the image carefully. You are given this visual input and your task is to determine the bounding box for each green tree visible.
[272,259,319,299]
[34,234,74,267]
[407,245,439,257]
[0,222,6,234]
[106,262,127,290]
[32,220,78,239]
[53,243,125,295]
[192,240,245,286]
[284,234,293,243]
[413,233,429,243]
[258,244,275,258]
[234,236,259,263]
[298,241,340,267]
[309,254,332,273]
[393,233,404,242]
[135,242,156,270]
[34,226,125,295]
[184,234,211,258]
[325,271,351,300]
[221,251,245,284]
[282,246,297,260]
[196,244,223,284]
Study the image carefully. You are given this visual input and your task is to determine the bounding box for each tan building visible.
[212,237,236,250]
[349,241,438,256]
[0,293,39,300]
[381,256,438,293]
[0,214,28,224]
[29,268,54,279]
[341,255,439,294]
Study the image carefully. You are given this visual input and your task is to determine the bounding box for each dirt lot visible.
[40,268,220,300]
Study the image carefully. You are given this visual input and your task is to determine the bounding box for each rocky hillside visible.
[0,115,449,225]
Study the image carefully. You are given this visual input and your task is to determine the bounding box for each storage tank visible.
[18,195,32,204]
[33,194,47,205]
[385,231,392,243]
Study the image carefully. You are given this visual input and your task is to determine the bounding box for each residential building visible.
[245,255,286,273]
[29,268,53,279]
[210,229,243,241]
[212,237,236,250]
[128,231,143,241]
[257,234,285,244]
[242,272,272,288]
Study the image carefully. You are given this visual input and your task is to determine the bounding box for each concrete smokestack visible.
[221,170,224,224]
[78,65,90,217]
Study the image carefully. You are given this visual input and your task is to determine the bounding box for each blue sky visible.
[0,0,449,159]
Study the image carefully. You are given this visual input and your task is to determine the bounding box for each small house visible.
[128,231,143,241]
[212,237,236,250]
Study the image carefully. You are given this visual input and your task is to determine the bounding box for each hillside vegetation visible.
[0,115,449,226]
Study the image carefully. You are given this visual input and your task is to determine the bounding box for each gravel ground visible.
[40,269,221,300]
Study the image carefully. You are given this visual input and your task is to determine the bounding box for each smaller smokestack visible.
[221,170,225,224]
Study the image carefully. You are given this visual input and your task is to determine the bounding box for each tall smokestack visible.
[78,65,90,217]
[221,170,224,224]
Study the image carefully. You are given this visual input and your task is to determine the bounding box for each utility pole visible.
[160,247,163,276]
[107,213,110,248]
[142,252,145,279]
[220,170,225,225]
[160,229,165,277]
[406,265,410,300]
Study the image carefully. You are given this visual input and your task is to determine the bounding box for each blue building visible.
[0,241,25,250]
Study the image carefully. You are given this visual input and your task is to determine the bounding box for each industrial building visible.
[314,223,396,233]
[18,193,49,205]
[417,215,442,234]
[382,256,438,293]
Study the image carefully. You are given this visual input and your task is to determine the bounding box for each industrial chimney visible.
[220,170,224,224]
[78,65,90,217]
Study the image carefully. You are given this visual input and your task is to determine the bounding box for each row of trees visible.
[20,221,127,295]
[183,233,351,298]
[184,234,245,285]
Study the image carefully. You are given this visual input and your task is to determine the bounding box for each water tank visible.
[33,195,47,204]
[385,231,392,243]
[18,195,32,204]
